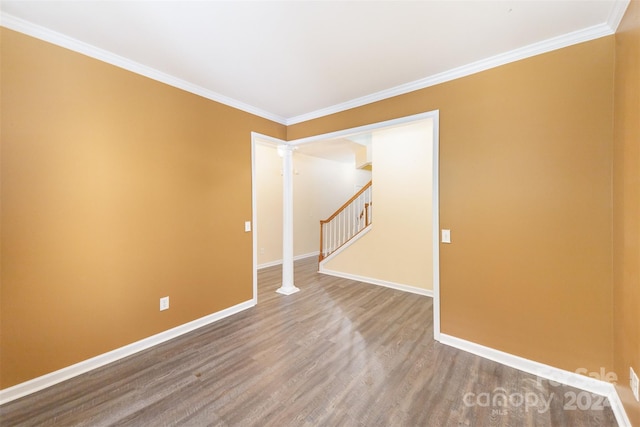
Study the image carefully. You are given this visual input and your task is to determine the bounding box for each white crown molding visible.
[607,0,631,31]
[0,299,255,405]
[439,334,632,427]
[1,8,628,129]
[285,22,615,125]
[0,14,288,125]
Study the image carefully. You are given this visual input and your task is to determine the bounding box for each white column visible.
[276,144,299,295]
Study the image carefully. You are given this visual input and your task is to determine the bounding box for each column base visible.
[276,285,300,296]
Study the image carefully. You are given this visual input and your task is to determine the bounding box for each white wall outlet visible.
[631,367,639,402]
[441,229,451,243]
[160,296,169,311]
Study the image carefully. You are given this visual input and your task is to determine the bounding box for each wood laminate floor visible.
[0,258,618,426]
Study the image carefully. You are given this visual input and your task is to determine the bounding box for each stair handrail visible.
[320,180,372,225]
[319,180,372,262]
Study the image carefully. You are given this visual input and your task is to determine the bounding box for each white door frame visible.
[251,109,441,339]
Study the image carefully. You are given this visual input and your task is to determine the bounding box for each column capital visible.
[277,144,296,157]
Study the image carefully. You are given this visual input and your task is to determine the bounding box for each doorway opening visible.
[251,110,440,340]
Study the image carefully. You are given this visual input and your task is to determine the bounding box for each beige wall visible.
[289,37,615,375]
[0,28,285,388]
[323,120,433,291]
[613,0,640,423]
[255,143,371,266]
[255,143,283,265]
[292,149,372,259]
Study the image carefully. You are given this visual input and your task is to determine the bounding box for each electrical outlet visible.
[160,296,169,311]
[631,367,639,402]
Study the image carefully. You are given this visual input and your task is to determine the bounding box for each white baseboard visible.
[257,252,319,269]
[319,267,433,297]
[0,299,255,406]
[439,334,631,427]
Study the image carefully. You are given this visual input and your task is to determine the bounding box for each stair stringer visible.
[318,224,372,270]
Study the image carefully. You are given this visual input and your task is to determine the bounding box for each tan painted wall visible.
[289,37,615,374]
[2,14,633,406]
[0,29,286,388]
[613,0,640,423]
[255,143,371,266]
[323,120,433,291]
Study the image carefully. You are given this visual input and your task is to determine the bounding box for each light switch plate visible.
[441,229,451,243]
[244,221,251,232]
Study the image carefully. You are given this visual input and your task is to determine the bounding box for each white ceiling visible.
[0,0,629,125]
[296,138,364,163]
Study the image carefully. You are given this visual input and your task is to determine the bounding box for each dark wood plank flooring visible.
[0,257,617,426]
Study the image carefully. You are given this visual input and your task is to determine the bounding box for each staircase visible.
[319,180,372,262]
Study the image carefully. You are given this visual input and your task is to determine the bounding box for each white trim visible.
[439,334,632,427]
[288,112,436,145]
[431,111,441,341]
[258,252,319,270]
[0,14,287,125]
[2,11,625,127]
[610,388,634,427]
[0,300,255,405]
[607,0,631,32]
[285,24,615,125]
[257,260,282,269]
[250,135,259,305]
[319,268,433,298]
